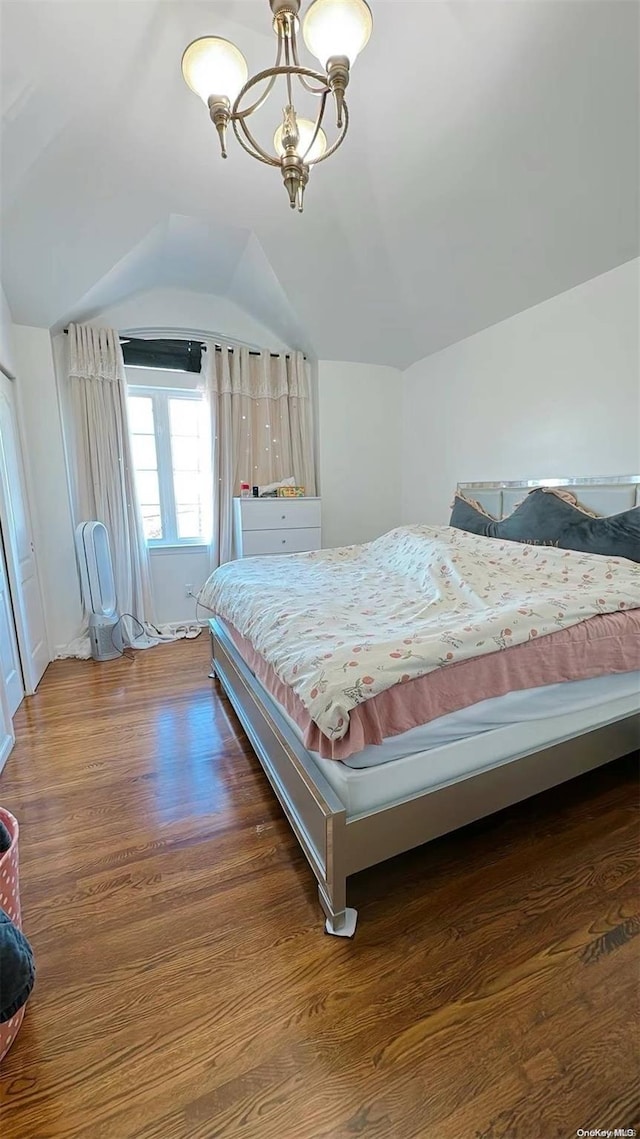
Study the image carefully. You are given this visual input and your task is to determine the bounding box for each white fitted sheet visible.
[344,671,640,767]
[261,672,640,819]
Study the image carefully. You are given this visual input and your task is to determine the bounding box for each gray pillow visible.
[555,504,640,561]
[449,494,496,537]
[450,488,640,563]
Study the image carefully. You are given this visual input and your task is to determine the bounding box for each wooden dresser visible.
[233,497,322,558]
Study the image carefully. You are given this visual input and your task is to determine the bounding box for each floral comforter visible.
[202,526,640,742]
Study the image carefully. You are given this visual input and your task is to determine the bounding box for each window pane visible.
[131,434,158,471]
[136,470,160,504]
[128,396,154,434]
[171,436,200,472]
[169,395,209,542]
[129,389,209,545]
[129,396,161,540]
[169,398,201,436]
[173,471,202,505]
[176,506,203,540]
[140,507,163,541]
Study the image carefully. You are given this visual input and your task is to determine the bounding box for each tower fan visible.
[75,521,121,661]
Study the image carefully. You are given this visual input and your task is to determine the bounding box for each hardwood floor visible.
[0,637,638,1139]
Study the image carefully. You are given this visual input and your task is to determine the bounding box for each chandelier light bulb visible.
[274,118,328,163]
[302,0,373,67]
[181,37,249,104]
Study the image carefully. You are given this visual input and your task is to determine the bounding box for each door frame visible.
[0,344,17,765]
[0,513,25,713]
[0,663,15,775]
[0,361,50,694]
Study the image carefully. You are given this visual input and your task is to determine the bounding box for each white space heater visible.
[75,521,121,661]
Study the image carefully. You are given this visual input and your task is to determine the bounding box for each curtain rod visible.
[61,330,296,359]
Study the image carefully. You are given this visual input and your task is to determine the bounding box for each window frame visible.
[128,385,209,549]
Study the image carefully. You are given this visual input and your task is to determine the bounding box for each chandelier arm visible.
[233,35,284,120]
[307,102,349,165]
[232,65,332,118]
[290,22,329,96]
[229,65,347,169]
[232,113,281,167]
[301,91,329,162]
[295,72,329,97]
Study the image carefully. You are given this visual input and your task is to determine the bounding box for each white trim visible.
[7,349,53,665]
[148,544,209,557]
[0,383,50,688]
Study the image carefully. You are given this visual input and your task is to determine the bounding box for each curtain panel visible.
[67,323,155,633]
[204,346,316,566]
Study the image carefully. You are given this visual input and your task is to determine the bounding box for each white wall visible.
[3,288,81,661]
[89,287,291,353]
[402,259,640,524]
[0,285,17,378]
[148,548,211,626]
[317,361,403,548]
[13,326,84,653]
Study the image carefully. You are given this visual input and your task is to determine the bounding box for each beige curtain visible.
[204,346,316,566]
[68,324,156,634]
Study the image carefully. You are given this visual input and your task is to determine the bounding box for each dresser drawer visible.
[241,527,321,557]
[237,498,321,531]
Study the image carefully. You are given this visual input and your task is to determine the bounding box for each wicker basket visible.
[0,808,26,1064]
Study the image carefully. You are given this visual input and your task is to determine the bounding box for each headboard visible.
[457,476,640,519]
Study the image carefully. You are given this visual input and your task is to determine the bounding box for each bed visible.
[204,477,640,936]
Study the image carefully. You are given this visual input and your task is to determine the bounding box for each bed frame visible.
[209,476,640,936]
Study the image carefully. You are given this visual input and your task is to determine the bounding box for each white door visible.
[0,379,49,692]
[0,530,23,715]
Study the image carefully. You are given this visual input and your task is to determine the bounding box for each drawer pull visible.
[282,539,287,544]
[281,514,286,520]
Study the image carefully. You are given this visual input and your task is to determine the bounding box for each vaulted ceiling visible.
[1,0,638,368]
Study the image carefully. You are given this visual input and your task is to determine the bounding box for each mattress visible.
[222,612,640,759]
[204,524,640,751]
[257,671,640,818]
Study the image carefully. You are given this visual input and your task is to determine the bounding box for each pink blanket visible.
[224,610,640,760]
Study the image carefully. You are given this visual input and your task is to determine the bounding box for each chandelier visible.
[181,0,373,213]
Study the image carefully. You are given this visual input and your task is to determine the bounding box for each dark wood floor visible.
[0,637,638,1138]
